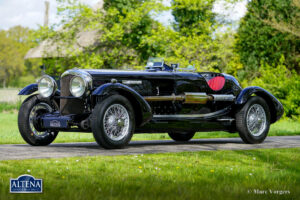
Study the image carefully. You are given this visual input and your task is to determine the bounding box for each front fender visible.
[18,84,61,96]
[18,84,38,95]
[236,86,284,123]
[92,83,152,126]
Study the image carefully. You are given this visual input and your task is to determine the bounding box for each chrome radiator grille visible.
[60,75,85,115]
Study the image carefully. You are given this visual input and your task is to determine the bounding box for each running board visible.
[152,107,231,120]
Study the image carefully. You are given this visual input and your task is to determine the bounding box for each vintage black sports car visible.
[18,58,284,149]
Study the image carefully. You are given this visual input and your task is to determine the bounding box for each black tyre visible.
[18,95,59,146]
[91,95,135,149]
[235,96,270,144]
[168,131,195,141]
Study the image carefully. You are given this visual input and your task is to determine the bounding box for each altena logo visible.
[10,175,43,193]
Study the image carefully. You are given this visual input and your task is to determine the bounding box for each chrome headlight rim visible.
[62,69,93,98]
[37,75,57,98]
[69,75,87,98]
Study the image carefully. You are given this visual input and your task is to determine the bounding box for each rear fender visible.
[236,86,284,123]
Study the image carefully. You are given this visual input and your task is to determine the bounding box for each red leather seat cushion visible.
[208,76,225,91]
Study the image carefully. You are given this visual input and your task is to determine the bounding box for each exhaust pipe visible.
[144,93,235,104]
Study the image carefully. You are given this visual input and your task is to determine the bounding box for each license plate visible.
[50,120,61,127]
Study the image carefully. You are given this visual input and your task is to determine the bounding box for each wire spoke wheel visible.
[92,94,135,149]
[103,104,130,141]
[236,96,270,144]
[18,95,59,146]
[246,104,267,136]
[29,102,54,137]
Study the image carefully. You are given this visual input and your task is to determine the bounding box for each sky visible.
[0,0,248,30]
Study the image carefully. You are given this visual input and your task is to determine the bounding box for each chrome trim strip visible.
[217,118,235,122]
[122,80,142,85]
[61,68,92,79]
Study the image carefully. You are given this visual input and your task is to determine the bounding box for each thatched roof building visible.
[25,1,103,59]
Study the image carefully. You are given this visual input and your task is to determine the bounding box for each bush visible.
[251,57,300,120]
[9,75,37,88]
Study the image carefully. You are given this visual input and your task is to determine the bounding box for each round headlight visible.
[70,76,86,97]
[38,75,56,98]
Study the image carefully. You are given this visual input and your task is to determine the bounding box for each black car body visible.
[18,59,284,148]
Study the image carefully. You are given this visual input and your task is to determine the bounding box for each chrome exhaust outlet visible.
[211,94,236,102]
[144,93,235,104]
[184,93,213,104]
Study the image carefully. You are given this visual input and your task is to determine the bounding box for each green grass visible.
[0,113,300,144]
[0,148,299,200]
[0,102,21,113]
[0,88,26,112]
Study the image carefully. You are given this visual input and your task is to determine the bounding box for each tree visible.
[235,0,300,80]
[38,0,240,74]
[101,0,162,65]
[172,0,217,36]
[0,26,37,87]
[38,0,162,72]
[103,0,146,16]
[251,56,300,119]
[262,0,300,38]
[149,0,231,72]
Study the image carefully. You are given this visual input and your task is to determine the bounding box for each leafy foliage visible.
[38,0,165,73]
[251,56,300,120]
[172,0,217,35]
[236,0,300,80]
[39,0,238,73]
[0,26,40,87]
[261,0,300,38]
[235,0,300,119]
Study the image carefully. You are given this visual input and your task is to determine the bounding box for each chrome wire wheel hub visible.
[29,103,53,137]
[246,104,267,136]
[103,104,130,141]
